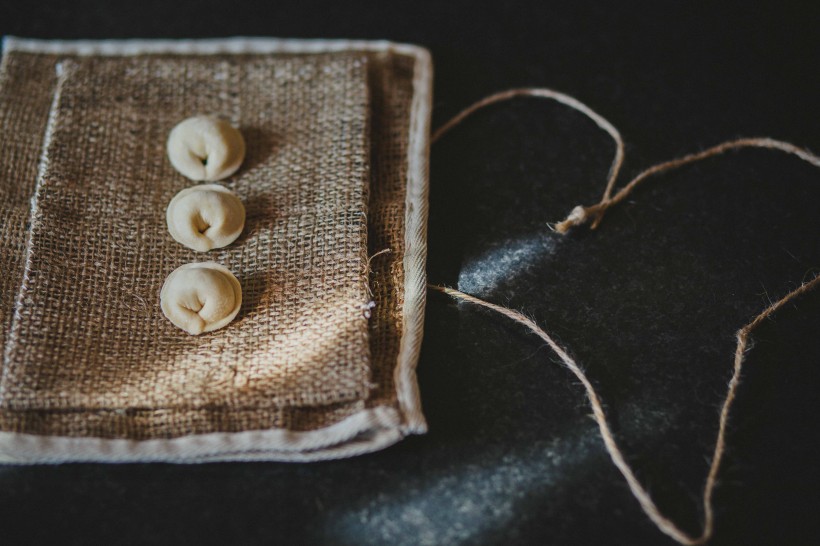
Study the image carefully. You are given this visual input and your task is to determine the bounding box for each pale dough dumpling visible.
[166,184,245,252]
[167,115,246,181]
[160,262,242,335]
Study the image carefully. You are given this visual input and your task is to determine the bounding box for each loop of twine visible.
[428,87,820,545]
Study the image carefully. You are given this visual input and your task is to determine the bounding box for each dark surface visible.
[1,1,819,544]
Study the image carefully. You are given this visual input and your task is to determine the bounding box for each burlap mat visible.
[0,38,431,461]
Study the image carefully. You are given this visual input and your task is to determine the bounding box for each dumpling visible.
[166,184,245,252]
[160,262,242,335]
[167,115,246,181]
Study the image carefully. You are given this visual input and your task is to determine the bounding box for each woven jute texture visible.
[0,42,425,444]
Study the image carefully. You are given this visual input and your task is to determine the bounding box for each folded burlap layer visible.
[0,39,430,459]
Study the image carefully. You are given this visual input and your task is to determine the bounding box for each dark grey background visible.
[1,1,819,545]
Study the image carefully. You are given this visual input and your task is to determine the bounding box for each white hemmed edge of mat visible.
[0,36,432,464]
[0,406,403,463]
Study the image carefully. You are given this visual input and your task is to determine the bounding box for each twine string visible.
[431,88,626,204]
[556,137,820,233]
[428,88,820,544]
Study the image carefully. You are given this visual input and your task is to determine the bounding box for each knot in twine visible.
[553,202,609,233]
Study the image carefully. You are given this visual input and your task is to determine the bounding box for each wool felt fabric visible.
[0,37,431,462]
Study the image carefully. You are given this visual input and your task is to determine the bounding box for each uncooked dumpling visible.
[160,262,242,335]
[166,184,245,252]
[167,115,246,181]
